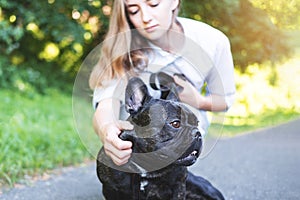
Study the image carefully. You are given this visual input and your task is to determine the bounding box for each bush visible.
[0,0,293,91]
[0,55,42,95]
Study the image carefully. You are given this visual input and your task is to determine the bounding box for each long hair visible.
[89,0,181,89]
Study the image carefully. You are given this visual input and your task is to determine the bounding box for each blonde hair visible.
[89,0,181,89]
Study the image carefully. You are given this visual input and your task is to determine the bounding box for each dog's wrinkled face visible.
[121,77,202,168]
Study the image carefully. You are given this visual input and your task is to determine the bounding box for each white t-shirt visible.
[92,17,236,134]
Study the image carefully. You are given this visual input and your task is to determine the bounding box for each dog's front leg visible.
[186,172,225,200]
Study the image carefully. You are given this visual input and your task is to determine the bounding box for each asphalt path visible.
[1,119,299,200]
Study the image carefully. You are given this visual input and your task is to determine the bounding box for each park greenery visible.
[0,0,300,187]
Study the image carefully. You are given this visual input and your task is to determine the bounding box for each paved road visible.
[1,119,300,200]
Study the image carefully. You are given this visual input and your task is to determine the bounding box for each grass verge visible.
[210,109,300,137]
[0,89,92,187]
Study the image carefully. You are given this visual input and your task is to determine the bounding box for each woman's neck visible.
[151,20,184,53]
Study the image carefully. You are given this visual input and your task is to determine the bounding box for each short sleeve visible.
[206,35,236,109]
[92,79,126,109]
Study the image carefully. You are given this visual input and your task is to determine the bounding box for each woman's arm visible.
[93,98,133,166]
[173,75,227,112]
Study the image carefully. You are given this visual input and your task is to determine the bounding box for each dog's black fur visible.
[96,75,224,200]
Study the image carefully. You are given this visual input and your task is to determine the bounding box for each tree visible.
[0,0,111,91]
[181,0,291,71]
[0,0,293,91]
[251,0,300,29]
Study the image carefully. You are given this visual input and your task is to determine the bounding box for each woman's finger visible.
[105,148,131,166]
[117,120,134,130]
[173,75,187,87]
[104,141,132,165]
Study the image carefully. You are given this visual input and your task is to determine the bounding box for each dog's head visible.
[119,76,202,170]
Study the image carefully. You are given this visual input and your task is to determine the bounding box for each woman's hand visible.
[99,120,134,166]
[173,75,228,111]
[173,75,203,109]
[93,98,134,166]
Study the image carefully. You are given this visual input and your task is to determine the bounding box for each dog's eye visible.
[170,120,181,128]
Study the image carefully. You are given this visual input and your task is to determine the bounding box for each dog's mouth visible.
[174,133,202,166]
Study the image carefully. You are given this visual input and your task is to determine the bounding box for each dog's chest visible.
[136,167,187,200]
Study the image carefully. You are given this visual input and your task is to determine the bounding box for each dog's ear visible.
[125,77,151,115]
[150,72,181,101]
[165,88,180,101]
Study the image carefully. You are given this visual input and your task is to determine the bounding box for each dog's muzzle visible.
[175,129,202,166]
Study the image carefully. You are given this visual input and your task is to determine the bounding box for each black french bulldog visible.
[96,75,224,200]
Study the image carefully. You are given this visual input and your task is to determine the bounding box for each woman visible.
[90,0,235,166]
[90,0,235,198]
[90,0,235,173]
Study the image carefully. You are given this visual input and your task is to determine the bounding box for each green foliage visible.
[180,0,292,71]
[0,54,70,94]
[0,0,110,89]
[0,20,24,54]
[251,0,300,29]
[0,89,92,186]
[0,0,295,90]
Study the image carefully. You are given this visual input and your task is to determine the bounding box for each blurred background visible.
[0,0,299,188]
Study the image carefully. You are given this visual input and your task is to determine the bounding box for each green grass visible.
[0,89,92,187]
[209,109,300,137]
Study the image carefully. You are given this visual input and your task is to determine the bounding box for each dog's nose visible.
[192,129,202,139]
